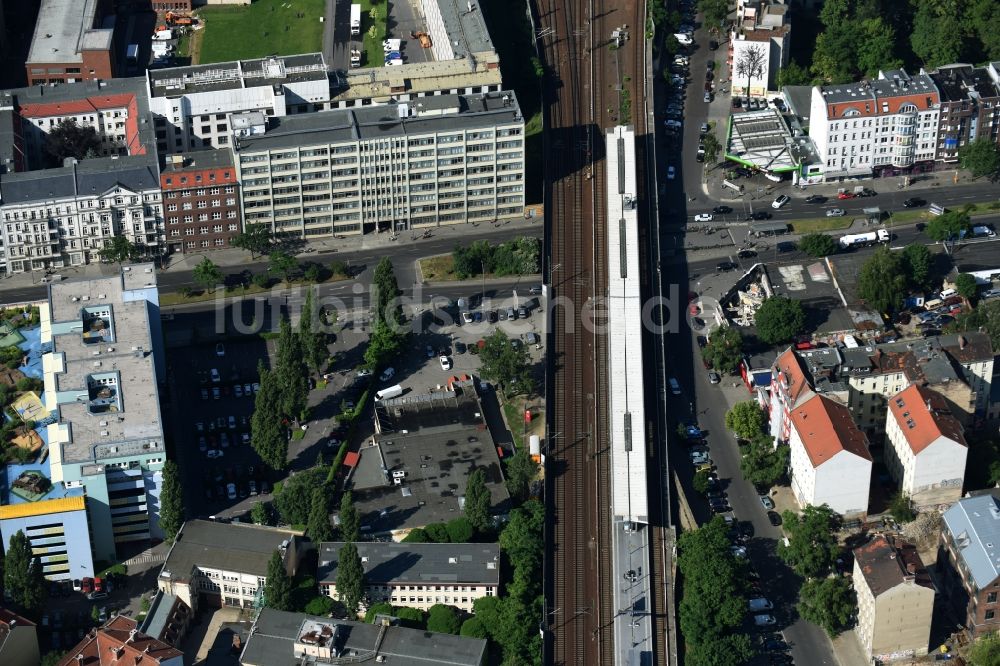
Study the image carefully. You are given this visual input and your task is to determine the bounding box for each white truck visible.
[349,49,361,68]
[382,38,401,53]
[375,384,403,401]
[350,4,361,35]
[838,229,889,249]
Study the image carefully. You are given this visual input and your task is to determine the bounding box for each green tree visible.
[363,318,404,371]
[41,652,67,666]
[364,602,395,622]
[425,522,450,543]
[778,504,840,579]
[99,236,137,266]
[402,527,429,543]
[250,500,272,525]
[264,549,293,611]
[460,616,489,639]
[888,491,916,523]
[951,299,1000,350]
[725,401,765,440]
[269,250,299,283]
[426,604,462,634]
[677,517,746,642]
[697,0,729,29]
[307,487,334,542]
[754,296,806,344]
[393,606,426,629]
[500,501,544,571]
[336,542,365,616]
[967,631,1000,666]
[3,530,46,613]
[478,329,534,394]
[372,257,403,326]
[158,460,184,542]
[230,224,273,259]
[251,363,289,471]
[777,60,812,87]
[798,233,838,257]
[304,595,336,616]
[798,576,857,637]
[299,289,330,377]
[911,1,967,69]
[701,326,743,374]
[701,132,721,165]
[686,634,756,666]
[958,137,1000,179]
[926,209,972,242]
[901,243,934,289]
[856,17,903,77]
[505,450,537,502]
[445,517,474,543]
[858,246,907,313]
[192,257,223,293]
[339,491,360,543]
[464,468,492,534]
[692,468,713,495]
[274,467,325,524]
[955,273,979,301]
[274,317,309,421]
[44,119,102,166]
[740,435,789,488]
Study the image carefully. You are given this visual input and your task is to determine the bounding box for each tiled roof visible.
[774,347,814,406]
[888,384,966,454]
[791,394,872,468]
[18,94,135,119]
[853,535,932,597]
[56,616,182,666]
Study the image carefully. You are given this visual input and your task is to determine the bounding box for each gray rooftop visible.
[943,494,1000,590]
[818,69,939,106]
[241,608,487,666]
[0,155,160,206]
[27,0,112,65]
[434,0,496,59]
[930,64,1000,103]
[159,520,299,583]
[138,591,183,642]
[234,91,522,153]
[727,108,800,172]
[161,149,233,174]
[317,541,500,586]
[147,53,328,98]
[47,265,164,465]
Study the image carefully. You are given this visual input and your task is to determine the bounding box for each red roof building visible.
[57,616,184,666]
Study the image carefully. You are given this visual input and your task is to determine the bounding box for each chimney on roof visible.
[128,628,138,643]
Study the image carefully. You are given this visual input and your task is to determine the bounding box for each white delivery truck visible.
[375,384,403,401]
[350,4,361,35]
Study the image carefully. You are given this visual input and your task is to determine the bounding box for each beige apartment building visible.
[853,535,934,661]
[318,542,500,613]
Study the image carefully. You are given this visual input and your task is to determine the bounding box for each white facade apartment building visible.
[787,394,872,517]
[0,157,163,273]
[232,91,525,238]
[809,69,940,180]
[885,384,967,508]
[318,542,500,613]
[728,1,791,98]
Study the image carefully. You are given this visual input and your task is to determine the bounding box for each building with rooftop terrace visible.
[157,519,304,613]
[40,264,166,560]
[240,608,488,666]
[809,69,940,180]
[926,63,1000,162]
[317,541,500,612]
[727,1,791,98]
[853,535,934,661]
[232,91,524,237]
[25,0,116,86]
[937,492,1000,639]
[884,384,966,508]
[0,495,94,582]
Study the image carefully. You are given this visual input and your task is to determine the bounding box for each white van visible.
[939,288,957,299]
[668,378,681,395]
[375,384,403,401]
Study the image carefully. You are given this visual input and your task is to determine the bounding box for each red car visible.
[81,577,94,594]
[93,577,104,593]
[837,191,855,200]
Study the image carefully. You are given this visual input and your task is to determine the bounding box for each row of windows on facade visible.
[4,197,159,219]
[168,213,238,224]
[163,187,236,197]
[169,225,238,236]
[166,199,236,211]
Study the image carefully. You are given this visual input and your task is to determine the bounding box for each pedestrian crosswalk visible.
[123,551,167,568]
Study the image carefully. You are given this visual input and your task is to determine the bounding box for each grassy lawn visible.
[788,217,855,233]
[196,0,325,64]
[159,273,350,306]
[501,395,545,452]
[418,254,456,281]
[357,0,387,68]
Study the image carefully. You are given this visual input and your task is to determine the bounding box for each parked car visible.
[439,355,452,371]
[754,614,777,626]
[694,213,714,222]
[716,261,737,272]
[708,371,721,384]
[712,205,732,214]
[903,197,926,208]
[215,342,225,357]
[737,249,757,258]
[767,511,782,526]
[206,449,223,459]
[667,166,676,180]
[771,194,790,209]
[380,367,396,382]
[825,208,846,217]
[837,191,856,200]
[804,194,826,204]
[759,495,775,510]
[87,591,108,601]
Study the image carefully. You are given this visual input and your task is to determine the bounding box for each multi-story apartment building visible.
[157,520,304,612]
[0,78,152,171]
[768,347,820,446]
[0,496,95,581]
[41,265,167,561]
[809,69,940,180]
[928,64,1000,162]
[728,0,791,98]
[241,609,488,666]
[25,0,115,85]
[853,535,934,661]
[787,393,872,517]
[57,616,184,666]
[160,151,242,254]
[317,542,500,613]
[938,492,1000,639]
[232,91,525,237]
[0,157,163,273]
[885,384,967,508]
